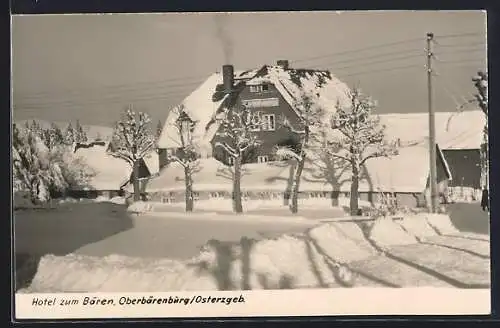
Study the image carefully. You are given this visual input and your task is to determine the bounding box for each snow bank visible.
[369,218,418,247]
[23,215,461,292]
[196,235,341,289]
[108,196,127,205]
[27,254,218,293]
[308,222,378,263]
[398,214,439,240]
[425,214,460,235]
[26,222,372,292]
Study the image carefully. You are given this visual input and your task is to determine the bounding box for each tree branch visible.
[214,141,238,158]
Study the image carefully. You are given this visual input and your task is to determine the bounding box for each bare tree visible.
[165,105,200,212]
[274,94,326,214]
[328,88,398,216]
[473,71,488,116]
[214,104,261,213]
[109,107,156,202]
[473,71,489,209]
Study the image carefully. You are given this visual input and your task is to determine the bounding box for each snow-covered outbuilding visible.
[378,109,486,197]
[144,140,451,208]
[69,142,159,199]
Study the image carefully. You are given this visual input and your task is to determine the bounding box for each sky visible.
[11,11,487,127]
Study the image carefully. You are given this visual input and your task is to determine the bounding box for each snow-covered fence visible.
[448,186,481,203]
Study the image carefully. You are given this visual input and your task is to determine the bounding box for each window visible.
[257,155,269,163]
[210,191,225,199]
[262,114,276,131]
[248,111,261,132]
[249,84,270,93]
[161,192,175,203]
[227,157,234,166]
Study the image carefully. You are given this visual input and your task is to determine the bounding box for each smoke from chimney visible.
[213,13,234,64]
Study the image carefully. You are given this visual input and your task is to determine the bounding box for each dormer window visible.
[249,84,270,93]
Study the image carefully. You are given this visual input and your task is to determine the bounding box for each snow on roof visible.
[144,142,450,194]
[73,143,132,191]
[142,151,160,176]
[378,110,486,150]
[157,65,351,149]
[251,65,351,117]
[157,73,230,150]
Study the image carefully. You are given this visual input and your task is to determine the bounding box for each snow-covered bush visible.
[127,201,154,214]
[12,122,95,204]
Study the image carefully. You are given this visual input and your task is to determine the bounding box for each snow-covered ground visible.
[17,212,490,292]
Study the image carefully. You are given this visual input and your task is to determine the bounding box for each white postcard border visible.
[15,288,491,319]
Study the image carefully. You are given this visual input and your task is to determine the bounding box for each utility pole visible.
[426,32,439,213]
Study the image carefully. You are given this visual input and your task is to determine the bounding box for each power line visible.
[433,74,468,109]
[329,53,424,71]
[338,63,424,79]
[14,89,190,111]
[15,90,190,108]
[15,86,198,108]
[291,30,484,65]
[15,73,210,99]
[15,79,206,102]
[436,31,485,39]
[16,52,431,107]
[290,37,422,64]
[433,41,486,48]
[434,48,487,54]
[438,58,485,65]
[302,48,424,69]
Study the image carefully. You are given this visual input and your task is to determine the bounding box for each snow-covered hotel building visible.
[151,61,484,207]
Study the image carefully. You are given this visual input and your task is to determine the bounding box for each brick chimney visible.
[222,64,234,93]
[277,60,289,70]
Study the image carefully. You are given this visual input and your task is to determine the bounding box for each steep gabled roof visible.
[378,110,486,150]
[157,65,351,150]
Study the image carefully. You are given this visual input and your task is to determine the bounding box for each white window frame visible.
[249,84,270,93]
[249,85,261,93]
[227,157,234,166]
[257,155,269,163]
[262,114,276,131]
[248,111,261,132]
